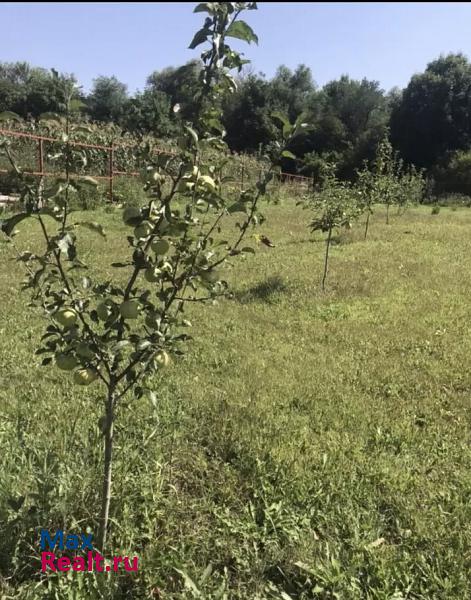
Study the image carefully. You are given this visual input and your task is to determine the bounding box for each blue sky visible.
[1,2,471,94]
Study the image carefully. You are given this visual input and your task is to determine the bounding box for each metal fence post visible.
[108,143,114,203]
[38,138,44,207]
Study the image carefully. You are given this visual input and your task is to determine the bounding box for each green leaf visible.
[173,569,202,596]
[194,2,214,13]
[111,262,130,268]
[294,561,317,577]
[226,20,258,44]
[241,246,255,254]
[207,118,225,135]
[0,111,21,122]
[57,233,77,260]
[75,221,106,238]
[39,112,62,124]
[272,111,293,137]
[188,28,210,49]
[77,176,99,188]
[0,213,29,236]
[39,207,63,222]
[228,201,247,214]
[148,390,158,408]
[281,150,297,160]
[184,125,199,146]
[69,98,86,112]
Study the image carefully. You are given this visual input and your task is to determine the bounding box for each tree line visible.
[1,53,471,193]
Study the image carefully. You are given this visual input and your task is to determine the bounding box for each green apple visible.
[144,266,161,283]
[155,350,170,367]
[151,239,170,255]
[54,308,78,329]
[73,367,98,386]
[76,342,94,360]
[122,206,141,226]
[55,353,78,371]
[134,221,153,239]
[119,300,140,319]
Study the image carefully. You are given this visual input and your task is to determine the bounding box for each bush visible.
[433,150,471,196]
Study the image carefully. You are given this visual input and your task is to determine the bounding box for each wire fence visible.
[0,128,314,203]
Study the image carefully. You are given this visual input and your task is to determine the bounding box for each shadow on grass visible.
[232,275,290,304]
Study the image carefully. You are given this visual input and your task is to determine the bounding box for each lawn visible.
[1,199,471,599]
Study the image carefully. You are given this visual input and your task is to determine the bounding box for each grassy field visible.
[1,199,471,599]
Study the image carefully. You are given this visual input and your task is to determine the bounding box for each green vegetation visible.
[2,25,471,194]
[0,3,469,599]
[1,202,471,598]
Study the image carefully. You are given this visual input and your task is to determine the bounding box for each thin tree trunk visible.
[322,226,332,291]
[364,211,370,240]
[98,385,115,552]
[386,203,390,224]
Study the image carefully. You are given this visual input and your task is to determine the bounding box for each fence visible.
[0,128,314,202]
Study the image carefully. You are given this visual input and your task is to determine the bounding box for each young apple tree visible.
[0,2,294,552]
[302,163,361,290]
[356,135,426,236]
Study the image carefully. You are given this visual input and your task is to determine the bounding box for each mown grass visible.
[1,200,471,599]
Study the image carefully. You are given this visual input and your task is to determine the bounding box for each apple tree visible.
[0,1,294,551]
[301,163,361,289]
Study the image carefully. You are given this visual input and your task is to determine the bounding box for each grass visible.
[1,199,471,598]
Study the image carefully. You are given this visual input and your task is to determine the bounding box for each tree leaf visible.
[188,28,210,49]
[185,125,199,146]
[39,112,62,124]
[228,201,247,214]
[282,150,297,160]
[111,262,130,268]
[75,221,106,238]
[57,232,77,260]
[226,20,259,44]
[0,111,21,122]
[0,213,30,236]
[39,207,63,222]
[194,2,214,13]
[76,176,99,188]
[272,111,293,137]
[69,98,86,112]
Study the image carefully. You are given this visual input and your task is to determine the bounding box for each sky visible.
[1,2,471,94]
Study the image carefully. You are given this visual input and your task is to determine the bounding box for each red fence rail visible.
[0,128,314,202]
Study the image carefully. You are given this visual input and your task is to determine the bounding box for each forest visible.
[1,51,471,194]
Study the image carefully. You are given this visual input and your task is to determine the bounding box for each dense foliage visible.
[2,36,471,189]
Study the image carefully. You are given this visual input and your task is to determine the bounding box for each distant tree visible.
[268,64,315,122]
[146,60,201,123]
[121,89,177,137]
[223,73,277,152]
[87,76,128,123]
[290,76,388,179]
[432,149,471,196]
[0,62,78,118]
[390,53,471,169]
